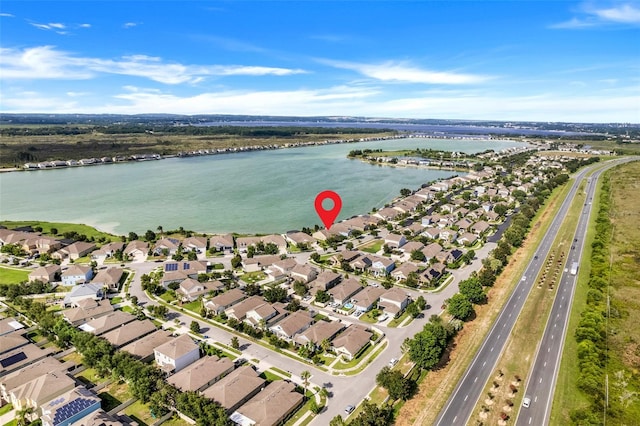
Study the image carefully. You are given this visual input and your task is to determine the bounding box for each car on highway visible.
[522,397,531,408]
[345,405,355,414]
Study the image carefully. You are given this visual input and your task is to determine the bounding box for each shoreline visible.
[6,133,518,174]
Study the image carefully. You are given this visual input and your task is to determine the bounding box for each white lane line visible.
[544,361,547,367]
[548,347,551,352]
[483,361,486,367]
[491,347,494,352]
[539,377,543,383]
[474,376,478,383]
[453,416,457,423]
[529,417,533,424]
[552,334,554,340]
[464,394,469,401]
[535,396,538,402]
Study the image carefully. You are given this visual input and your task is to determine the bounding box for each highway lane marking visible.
[539,377,543,383]
[491,346,494,352]
[497,334,501,339]
[453,416,457,423]
[529,417,533,424]
[474,376,478,383]
[535,396,538,402]
[544,361,547,367]
[464,394,469,401]
[548,347,551,352]
[552,334,554,340]
[483,361,486,367]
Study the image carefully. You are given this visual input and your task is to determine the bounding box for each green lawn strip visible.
[159,292,176,303]
[359,311,379,324]
[110,296,123,304]
[181,300,202,313]
[0,266,29,285]
[0,220,121,241]
[334,341,388,375]
[98,381,133,411]
[156,415,189,426]
[388,311,412,328]
[75,367,109,385]
[61,351,83,365]
[3,419,17,426]
[239,271,266,283]
[260,370,285,382]
[123,400,156,426]
[269,366,292,378]
[0,404,13,416]
[361,240,383,254]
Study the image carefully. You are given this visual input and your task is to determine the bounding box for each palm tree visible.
[157,225,163,237]
[301,370,311,400]
[320,338,331,353]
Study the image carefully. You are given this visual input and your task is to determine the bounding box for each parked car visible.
[345,405,355,414]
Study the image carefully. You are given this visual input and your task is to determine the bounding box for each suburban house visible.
[161,260,208,287]
[349,254,373,273]
[225,296,266,322]
[290,263,318,283]
[91,267,124,291]
[384,233,407,248]
[62,283,104,307]
[28,265,61,283]
[351,286,385,312]
[209,234,235,253]
[183,236,208,253]
[391,262,420,282]
[375,207,401,221]
[61,265,94,285]
[40,386,101,426]
[21,237,61,256]
[62,299,113,325]
[121,330,173,362]
[101,319,157,348]
[327,278,363,305]
[54,241,96,260]
[245,302,288,329]
[176,278,221,302]
[231,381,304,426]
[400,241,424,256]
[79,311,136,335]
[312,270,342,293]
[204,289,246,315]
[331,324,373,361]
[8,371,76,414]
[265,258,298,281]
[124,240,148,259]
[236,237,261,253]
[153,238,180,255]
[420,263,447,285]
[370,255,395,277]
[284,232,317,247]
[457,232,478,246]
[422,227,441,240]
[471,221,491,235]
[167,356,234,392]
[330,250,360,267]
[91,242,126,263]
[0,334,29,355]
[154,334,200,373]
[294,320,344,348]
[378,287,411,316]
[0,343,55,377]
[0,357,66,403]
[260,234,288,253]
[269,311,313,341]
[201,366,266,413]
[241,255,280,273]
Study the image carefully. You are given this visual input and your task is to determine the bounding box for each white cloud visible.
[0,46,307,84]
[30,22,66,31]
[0,13,14,17]
[320,59,491,84]
[552,2,640,28]
[123,22,139,28]
[79,23,91,28]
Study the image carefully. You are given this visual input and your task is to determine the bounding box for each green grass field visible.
[0,266,29,285]
[0,220,121,240]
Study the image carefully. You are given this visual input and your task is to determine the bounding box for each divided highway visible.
[515,159,634,426]
[434,163,602,426]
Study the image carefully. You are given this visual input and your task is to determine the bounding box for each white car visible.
[388,358,398,367]
[522,397,531,408]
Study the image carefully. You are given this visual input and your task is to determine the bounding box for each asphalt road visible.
[434,163,602,426]
[515,158,635,426]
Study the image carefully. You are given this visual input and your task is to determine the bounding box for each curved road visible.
[434,160,618,426]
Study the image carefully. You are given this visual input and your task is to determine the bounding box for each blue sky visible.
[1,1,638,123]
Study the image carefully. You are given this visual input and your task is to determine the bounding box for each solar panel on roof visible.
[183,262,190,270]
[0,351,27,368]
[53,398,99,425]
[165,263,178,272]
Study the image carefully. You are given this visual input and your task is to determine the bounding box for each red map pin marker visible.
[315,190,342,230]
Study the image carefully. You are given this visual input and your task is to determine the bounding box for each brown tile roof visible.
[167,356,234,392]
[154,334,199,360]
[101,319,157,347]
[233,381,303,425]
[121,330,173,360]
[62,299,113,324]
[201,365,265,412]
[332,324,372,357]
[80,311,136,335]
[10,370,75,407]
[295,320,345,346]
[327,278,363,303]
[91,268,123,286]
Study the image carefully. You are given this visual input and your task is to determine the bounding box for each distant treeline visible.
[0,124,395,137]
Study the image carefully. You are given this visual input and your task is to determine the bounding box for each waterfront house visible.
[290,263,318,283]
[154,334,200,373]
[124,240,148,260]
[183,236,208,253]
[261,234,288,253]
[153,238,180,255]
[61,265,94,285]
[209,234,235,253]
[236,236,261,253]
[284,232,317,247]
[91,242,125,263]
[54,241,96,260]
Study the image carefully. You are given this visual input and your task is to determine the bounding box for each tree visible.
[415,295,427,311]
[310,252,321,263]
[447,293,474,320]
[410,249,425,261]
[244,283,261,296]
[230,254,242,269]
[144,229,157,242]
[400,188,412,197]
[459,277,486,304]
[406,302,420,318]
[301,370,311,399]
[330,416,346,426]
[408,321,449,370]
[190,321,200,334]
[376,367,416,400]
[263,287,287,303]
[351,401,394,426]
[293,280,308,296]
[315,289,330,304]
[128,231,139,242]
[230,336,240,350]
[130,295,138,306]
[478,267,496,287]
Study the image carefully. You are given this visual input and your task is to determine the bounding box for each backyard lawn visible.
[0,266,29,285]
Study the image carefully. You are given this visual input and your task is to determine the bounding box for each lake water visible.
[0,138,524,235]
